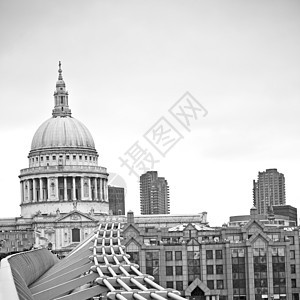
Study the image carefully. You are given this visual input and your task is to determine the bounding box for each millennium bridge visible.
[0,217,185,300]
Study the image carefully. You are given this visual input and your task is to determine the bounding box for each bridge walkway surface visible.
[0,219,186,300]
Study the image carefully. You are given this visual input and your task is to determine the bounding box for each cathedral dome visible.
[31,116,96,151]
[29,62,97,155]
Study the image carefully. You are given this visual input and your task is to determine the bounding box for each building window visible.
[166,281,173,288]
[41,157,43,162]
[217,280,224,289]
[79,155,82,160]
[268,234,280,242]
[290,250,295,259]
[216,265,223,274]
[175,251,182,261]
[216,250,223,259]
[291,264,296,274]
[66,155,69,160]
[165,251,173,261]
[207,280,214,290]
[206,250,213,260]
[175,266,182,276]
[272,247,286,295]
[292,279,297,288]
[127,252,139,265]
[288,236,295,245]
[146,251,159,283]
[90,156,92,161]
[187,245,201,285]
[232,248,246,296]
[176,281,183,291]
[46,156,49,161]
[228,235,242,242]
[207,265,214,275]
[166,266,173,276]
[85,156,87,161]
[292,294,299,300]
[52,155,56,160]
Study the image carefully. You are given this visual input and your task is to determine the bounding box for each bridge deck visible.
[0,219,186,300]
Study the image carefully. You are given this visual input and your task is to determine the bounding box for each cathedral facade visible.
[0,63,109,255]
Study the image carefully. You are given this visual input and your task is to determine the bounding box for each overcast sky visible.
[0,0,299,226]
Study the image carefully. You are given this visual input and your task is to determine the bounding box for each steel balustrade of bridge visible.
[0,218,186,300]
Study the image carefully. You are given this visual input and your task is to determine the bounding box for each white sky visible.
[0,0,299,226]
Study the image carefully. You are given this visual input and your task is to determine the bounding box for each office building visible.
[123,208,300,300]
[108,186,125,215]
[140,171,170,215]
[253,169,286,215]
[273,205,298,226]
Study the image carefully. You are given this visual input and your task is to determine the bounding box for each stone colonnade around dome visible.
[20,175,108,203]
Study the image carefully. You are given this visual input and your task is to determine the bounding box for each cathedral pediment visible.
[55,210,97,223]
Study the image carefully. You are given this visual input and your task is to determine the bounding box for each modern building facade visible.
[273,205,298,226]
[123,208,300,300]
[108,185,125,215]
[0,63,109,256]
[140,171,170,215]
[253,169,286,215]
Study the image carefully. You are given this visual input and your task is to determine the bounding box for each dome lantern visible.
[52,61,72,117]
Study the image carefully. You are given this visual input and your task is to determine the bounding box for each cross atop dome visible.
[53,61,72,117]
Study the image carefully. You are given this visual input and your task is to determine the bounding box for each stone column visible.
[72,177,76,200]
[104,179,108,202]
[88,178,91,200]
[32,178,37,202]
[47,177,51,201]
[23,181,27,203]
[28,179,32,202]
[99,178,103,201]
[39,178,43,201]
[55,177,59,201]
[80,177,84,200]
[20,181,24,203]
[64,177,68,201]
[94,178,98,200]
